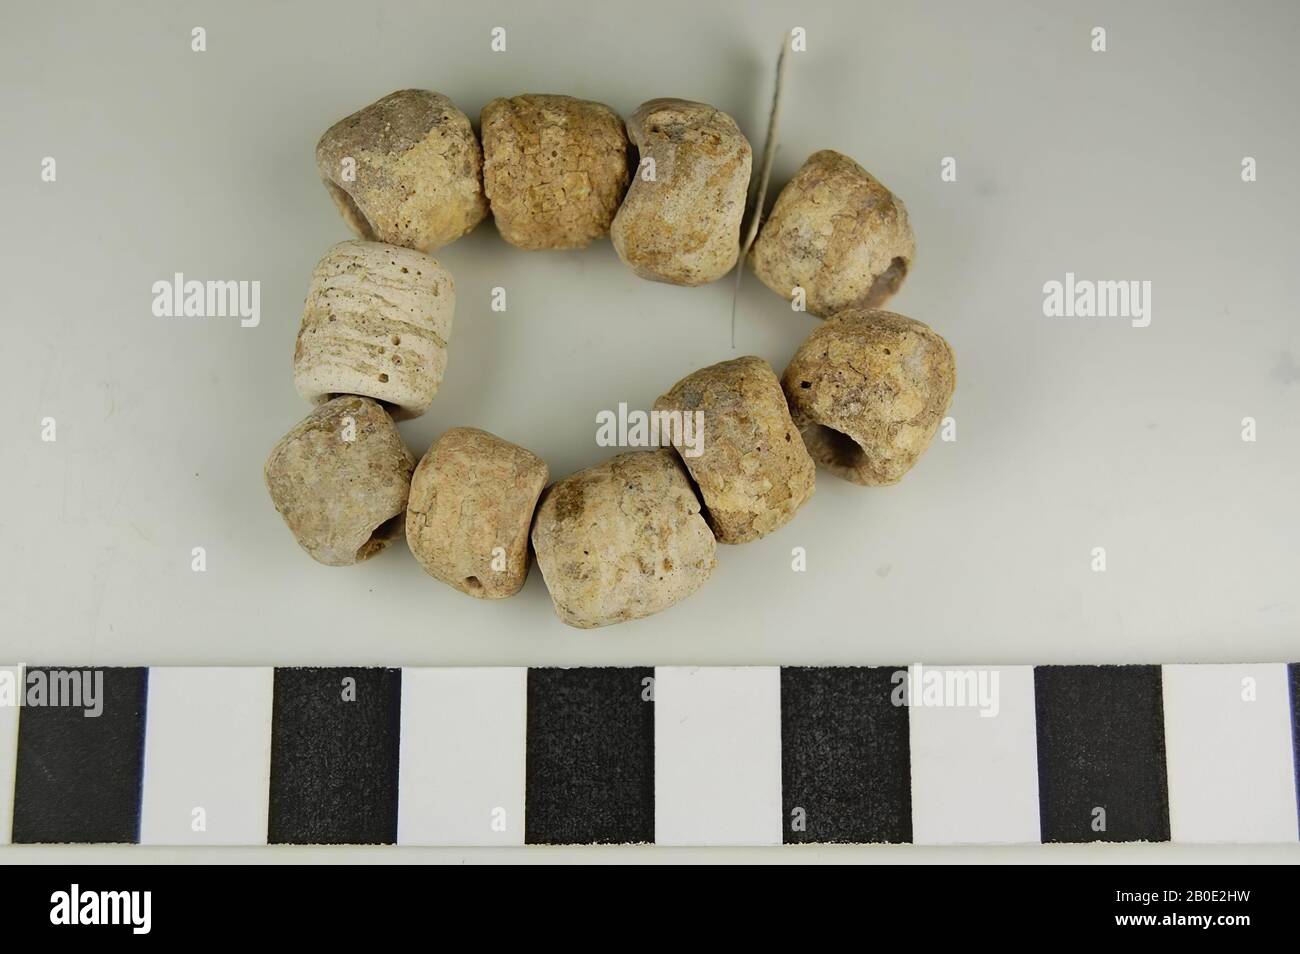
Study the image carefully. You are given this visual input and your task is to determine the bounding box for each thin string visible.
[732,35,791,349]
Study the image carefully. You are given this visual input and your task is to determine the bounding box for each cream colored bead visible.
[315,89,488,252]
[406,427,548,599]
[480,94,630,250]
[293,240,453,420]
[750,150,915,317]
[531,450,717,628]
[655,356,815,543]
[610,98,752,286]
[781,309,955,486]
[264,396,415,566]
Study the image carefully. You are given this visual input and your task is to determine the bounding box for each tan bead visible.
[751,150,915,317]
[264,396,415,566]
[315,89,488,252]
[610,99,752,286]
[480,94,631,250]
[293,240,454,420]
[655,356,814,543]
[531,450,717,628]
[782,309,955,486]
[405,427,548,599]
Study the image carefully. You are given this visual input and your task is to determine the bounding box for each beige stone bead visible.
[315,89,488,252]
[480,94,631,250]
[293,240,454,420]
[750,150,915,317]
[781,309,955,486]
[654,356,814,544]
[610,98,752,286]
[264,396,415,566]
[531,450,717,628]
[405,427,548,599]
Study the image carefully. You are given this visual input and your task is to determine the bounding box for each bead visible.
[655,356,815,543]
[293,240,454,420]
[781,309,955,486]
[531,450,717,628]
[750,150,914,317]
[610,98,752,286]
[315,89,488,253]
[406,427,548,599]
[264,396,415,566]
[480,94,631,250]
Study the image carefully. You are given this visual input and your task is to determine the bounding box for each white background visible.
[1,0,1297,863]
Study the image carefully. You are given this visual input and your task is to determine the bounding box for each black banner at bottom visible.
[0,861,1290,938]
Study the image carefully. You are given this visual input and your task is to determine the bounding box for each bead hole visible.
[802,424,867,472]
[323,180,378,242]
[865,256,908,308]
[355,513,404,561]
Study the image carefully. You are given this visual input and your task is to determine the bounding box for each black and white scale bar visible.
[1,663,1298,846]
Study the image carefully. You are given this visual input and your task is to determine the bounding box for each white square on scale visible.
[0,665,21,845]
[1162,663,1298,843]
[139,667,274,845]
[654,666,782,846]
[398,667,527,846]
[908,664,1042,845]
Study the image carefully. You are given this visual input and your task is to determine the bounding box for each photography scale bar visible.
[1,664,1297,847]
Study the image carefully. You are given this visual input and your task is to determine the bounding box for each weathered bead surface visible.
[406,427,548,599]
[315,89,488,252]
[751,150,915,317]
[293,240,454,420]
[531,450,717,628]
[655,356,815,543]
[480,94,631,250]
[610,98,752,286]
[264,396,415,566]
[782,309,955,486]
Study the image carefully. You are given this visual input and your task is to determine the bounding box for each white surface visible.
[397,667,526,846]
[139,667,273,845]
[0,667,20,845]
[0,0,1297,862]
[653,666,783,845]
[1162,664,1299,844]
[908,666,1042,845]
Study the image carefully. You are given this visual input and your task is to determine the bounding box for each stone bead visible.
[610,98,752,286]
[531,450,717,628]
[405,427,548,599]
[781,309,955,486]
[264,396,415,566]
[654,356,814,544]
[315,89,488,252]
[750,150,915,317]
[293,239,454,420]
[480,94,631,250]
